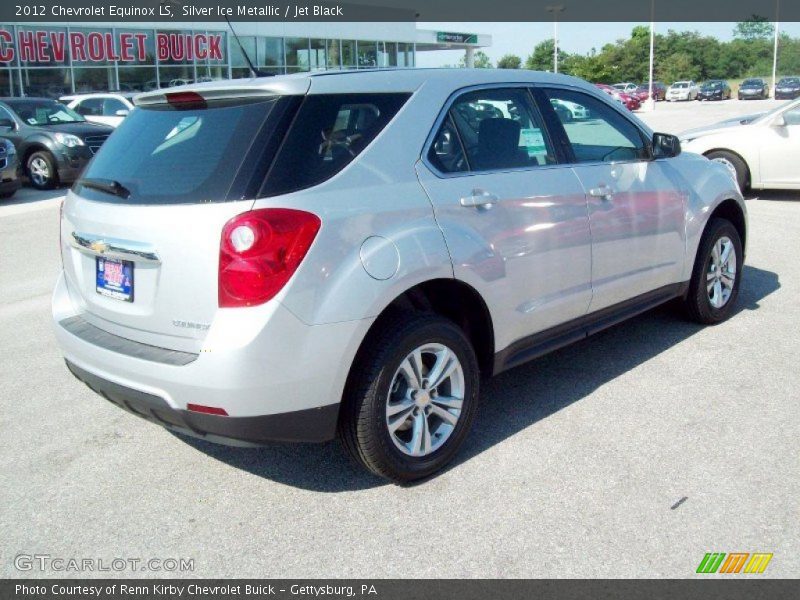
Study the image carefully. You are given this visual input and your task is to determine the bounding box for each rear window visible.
[78,96,297,205]
[77,92,409,204]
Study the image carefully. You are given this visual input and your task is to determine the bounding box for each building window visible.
[326,40,340,69]
[309,38,326,70]
[20,68,71,98]
[341,40,357,69]
[285,37,309,72]
[117,66,157,92]
[73,67,115,93]
[258,37,284,70]
[357,41,377,68]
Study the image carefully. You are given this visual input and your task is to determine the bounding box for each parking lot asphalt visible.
[0,99,798,578]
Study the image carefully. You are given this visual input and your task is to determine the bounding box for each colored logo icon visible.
[696,552,773,574]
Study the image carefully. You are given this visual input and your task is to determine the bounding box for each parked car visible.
[53,70,745,483]
[0,98,114,189]
[633,82,666,102]
[774,77,800,100]
[681,96,800,191]
[697,80,732,101]
[60,93,135,128]
[550,98,589,121]
[595,84,641,111]
[0,137,21,198]
[612,82,638,94]
[667,81,699,101]
[738,78,769,100]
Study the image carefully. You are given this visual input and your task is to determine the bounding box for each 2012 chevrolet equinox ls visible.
[53,69,746,483]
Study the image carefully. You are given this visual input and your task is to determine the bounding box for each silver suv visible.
[53,69,746,483]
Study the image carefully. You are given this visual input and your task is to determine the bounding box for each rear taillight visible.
[219,208,321,308]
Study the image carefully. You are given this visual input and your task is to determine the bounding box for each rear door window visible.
[260,93,410,197]
[445,88,556,172]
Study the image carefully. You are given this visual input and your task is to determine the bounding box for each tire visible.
[26,150,58,190]
[683,218,743,325]
[705,150,748,192]
[339,313,480,483]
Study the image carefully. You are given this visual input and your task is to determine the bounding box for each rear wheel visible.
[27,151,58,190]
[706,150,748,192]
[683,218,743,325]
[339,313,480,483]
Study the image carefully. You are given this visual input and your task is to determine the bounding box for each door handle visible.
[460,189,498,209]
[588,185,615,200]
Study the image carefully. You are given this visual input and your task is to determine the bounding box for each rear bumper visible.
[52,271,373,444]
[65,360,339,444]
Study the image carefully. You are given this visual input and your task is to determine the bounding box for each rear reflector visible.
[186,403,229,416]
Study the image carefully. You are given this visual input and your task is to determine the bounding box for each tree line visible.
[468,20,800,84]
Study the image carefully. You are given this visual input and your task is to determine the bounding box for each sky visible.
[415,22,800,67]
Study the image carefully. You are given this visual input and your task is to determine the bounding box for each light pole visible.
[645,0,656,111]
[772,0,780,98]
[545,5,565,73]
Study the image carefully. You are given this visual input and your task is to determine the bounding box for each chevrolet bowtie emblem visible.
[90,240,109,254]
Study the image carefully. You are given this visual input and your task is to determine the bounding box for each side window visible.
[445,88,556,172]
[75,98,103,116]
[103,98,128,116]
[260,93,410,197]
[428,114,467,174]
[544,89,648,163]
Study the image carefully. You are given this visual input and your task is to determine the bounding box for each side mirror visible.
[0,118,15,130]
[115,109,130,117]
[772,114,786,127]
[652,132,681,158]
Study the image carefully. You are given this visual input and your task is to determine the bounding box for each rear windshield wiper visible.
[78,178,131,199]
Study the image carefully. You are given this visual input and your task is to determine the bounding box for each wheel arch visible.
[346,278,496,389]
[706,198,747,253]
[703,148,751,187]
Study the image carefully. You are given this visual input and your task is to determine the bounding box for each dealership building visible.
[0,22,491,97]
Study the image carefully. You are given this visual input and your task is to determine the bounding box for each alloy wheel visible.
[707,236,737,309]
[29,157,50,187]
[385,343,465,457]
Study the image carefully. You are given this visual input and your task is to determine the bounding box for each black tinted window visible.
[261,93,410,197]
[79,97,295,204]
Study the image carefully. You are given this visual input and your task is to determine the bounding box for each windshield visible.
[779,78,799,86]
[672,82,688,89]
[742,79,761,86]
[7,100,85,125]
[752,97,800,124]
[702,82,722,89]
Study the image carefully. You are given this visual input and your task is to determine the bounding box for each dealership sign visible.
[436,31,478,44]
[0,29,224,63]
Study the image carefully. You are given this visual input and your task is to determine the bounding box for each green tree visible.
[525,39,568,72]
[459,50,493,68]
[658,51,700,83]
[734,16,775,41]
[497,54,522,69]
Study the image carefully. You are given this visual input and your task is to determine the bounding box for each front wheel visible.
[339,314,480,483]
[27,151,58,190]
[683,218,743,325]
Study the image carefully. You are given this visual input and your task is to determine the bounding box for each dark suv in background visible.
[0,98,114,189]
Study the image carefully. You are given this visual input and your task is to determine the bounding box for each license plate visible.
[96,257,134,302]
